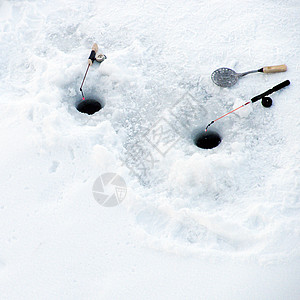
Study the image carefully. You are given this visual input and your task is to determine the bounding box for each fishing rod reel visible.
[77,43,107,115]
[261,96,272,108]
[96,53,107,63]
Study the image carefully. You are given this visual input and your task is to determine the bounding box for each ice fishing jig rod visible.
[205,80,290,131]
[79,43,107,100]
[80,43,98,100]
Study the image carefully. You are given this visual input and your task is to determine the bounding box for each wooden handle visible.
[263,64,287,73]
[92,43,98,53]
[88,43,99,66]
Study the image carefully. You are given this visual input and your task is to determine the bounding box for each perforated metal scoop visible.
[211,64,287,87]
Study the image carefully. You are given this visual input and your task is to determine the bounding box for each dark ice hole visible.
[194,130,222,149]
[76,99,102,115]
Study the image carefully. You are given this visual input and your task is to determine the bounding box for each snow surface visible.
[1,0,300,299]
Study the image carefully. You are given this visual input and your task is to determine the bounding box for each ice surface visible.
[1,0,300,299]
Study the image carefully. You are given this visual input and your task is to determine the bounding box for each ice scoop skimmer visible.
[211,64,287,87]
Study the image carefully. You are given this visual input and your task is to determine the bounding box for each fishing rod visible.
[79,43,107,100]
[205,80,290,131]
[80,43,98,100]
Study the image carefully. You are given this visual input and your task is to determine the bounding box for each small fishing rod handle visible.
[88,43,99,66]
[251,80,290,103]
[272,79,290,92]
[258,64,287,73]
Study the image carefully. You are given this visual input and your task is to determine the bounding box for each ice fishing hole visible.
[194,130,222,149]
[76,99,102,115]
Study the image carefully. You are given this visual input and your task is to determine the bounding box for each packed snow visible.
[1,0,300,299]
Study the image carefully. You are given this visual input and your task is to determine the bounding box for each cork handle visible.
[263,64,287,73]
[88,43,99,66]
[92,43,98,53]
